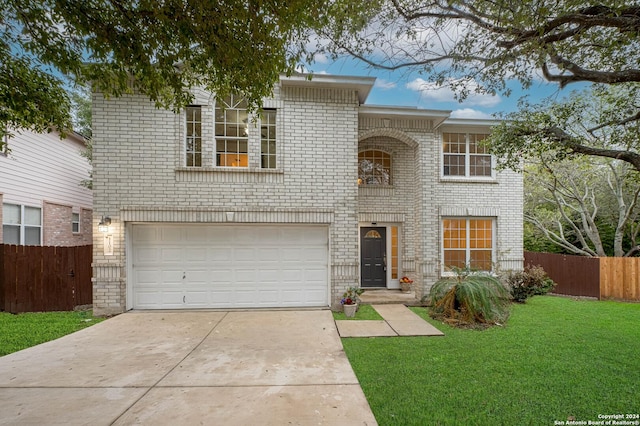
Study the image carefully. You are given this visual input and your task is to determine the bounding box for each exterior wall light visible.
[98,216,111,233]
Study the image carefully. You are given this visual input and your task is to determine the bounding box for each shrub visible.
[429,269,511,328]
[506,265,557,303]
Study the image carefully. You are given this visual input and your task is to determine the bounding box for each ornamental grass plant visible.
[429,268,511,328]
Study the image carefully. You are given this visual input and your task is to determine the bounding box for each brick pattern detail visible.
[43,202,93,246]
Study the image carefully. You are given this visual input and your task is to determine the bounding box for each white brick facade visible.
[92,74,522,315]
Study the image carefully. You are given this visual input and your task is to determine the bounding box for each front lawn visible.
[342,296,640,425]
[332,304,384,321]
[0,310,104,356]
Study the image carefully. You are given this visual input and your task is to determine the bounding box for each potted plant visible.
[341,286,364,317]
[399,276,413,292]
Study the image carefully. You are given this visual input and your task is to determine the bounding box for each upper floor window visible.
[442,218,493,272]
[358,150,391,185]
[72,212,80,233]
[185,106,202,167]
[215,95,248,167]
[260,109,277,169]
[2,203,41,245]
[443,133,492,178]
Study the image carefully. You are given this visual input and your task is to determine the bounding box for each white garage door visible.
[131,224,329,309]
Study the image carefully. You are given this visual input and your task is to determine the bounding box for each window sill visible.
[439,177,498,184]
[175,167,284,183]
[358,185,395,197]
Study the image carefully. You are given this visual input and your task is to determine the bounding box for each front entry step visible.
[359,289,417,305]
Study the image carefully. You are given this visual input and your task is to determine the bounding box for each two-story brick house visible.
[92,74,523,316]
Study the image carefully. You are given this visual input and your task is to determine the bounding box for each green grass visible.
[332,304,384,320]
[342,296,640,425]
[0,310,105,356]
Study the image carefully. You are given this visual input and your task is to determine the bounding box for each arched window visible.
[364,230,382,238]
[215,95,248,167]
[358,150,391,185]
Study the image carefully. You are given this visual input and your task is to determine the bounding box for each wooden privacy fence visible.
[0,244,92,313]
[524,251,640,301]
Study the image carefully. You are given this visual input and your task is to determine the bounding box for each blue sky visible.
[306,54,576,119]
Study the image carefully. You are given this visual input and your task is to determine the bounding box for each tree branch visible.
[538,126,640,172]
[542,55,640,87]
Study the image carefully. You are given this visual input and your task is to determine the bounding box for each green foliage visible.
[342,297,640,425]
[524,223,566,254]
[0,46,72,148]
[1,0,329,145]
[322,2,640,171]
[429,268,510,327]
[505,265,557,303]
[71,88,93,189]
[341,286,364,305]
[323,1,640,99]
[522,155,640,257]
[490,85,640,172]
[0,310,104,356]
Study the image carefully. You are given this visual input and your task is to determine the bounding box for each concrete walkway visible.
[0,310,377,425]
[335,304,445,338]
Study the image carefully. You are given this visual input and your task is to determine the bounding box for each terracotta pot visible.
[343,303,358,318]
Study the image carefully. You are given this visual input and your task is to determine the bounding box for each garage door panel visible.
[160,247,184,262]
[160,227,182,242]
[131,224,329,309]
[185,248,208,262]
[208,247,232,261]
[235,269,258,282]
[132,226,158,243]
[184,227,211,243]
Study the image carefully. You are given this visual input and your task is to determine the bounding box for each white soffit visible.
[359,105,452,128]
[280,73,376,104]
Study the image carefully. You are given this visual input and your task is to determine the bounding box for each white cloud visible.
[313,53,329,64]
[406,77,501,107]
[450,109,494,119]
[374,79,397,90]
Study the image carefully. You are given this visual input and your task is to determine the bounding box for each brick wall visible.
[92,78,523,315]
[357,121,524,300]
[92,82,361,315]
[43,202,93,246]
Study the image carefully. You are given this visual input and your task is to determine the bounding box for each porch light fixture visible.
[98,216,111,233]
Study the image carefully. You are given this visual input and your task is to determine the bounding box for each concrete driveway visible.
[0,310,377,425]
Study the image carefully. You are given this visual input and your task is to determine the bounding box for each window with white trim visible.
[260,109,277,168]
[443,133,492,178]
[185,106,202,167]
[2,203,42,245]
[358,150,391,185]
[72,212,80,233]
[215,95,249,167]
[442,218,494,272]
